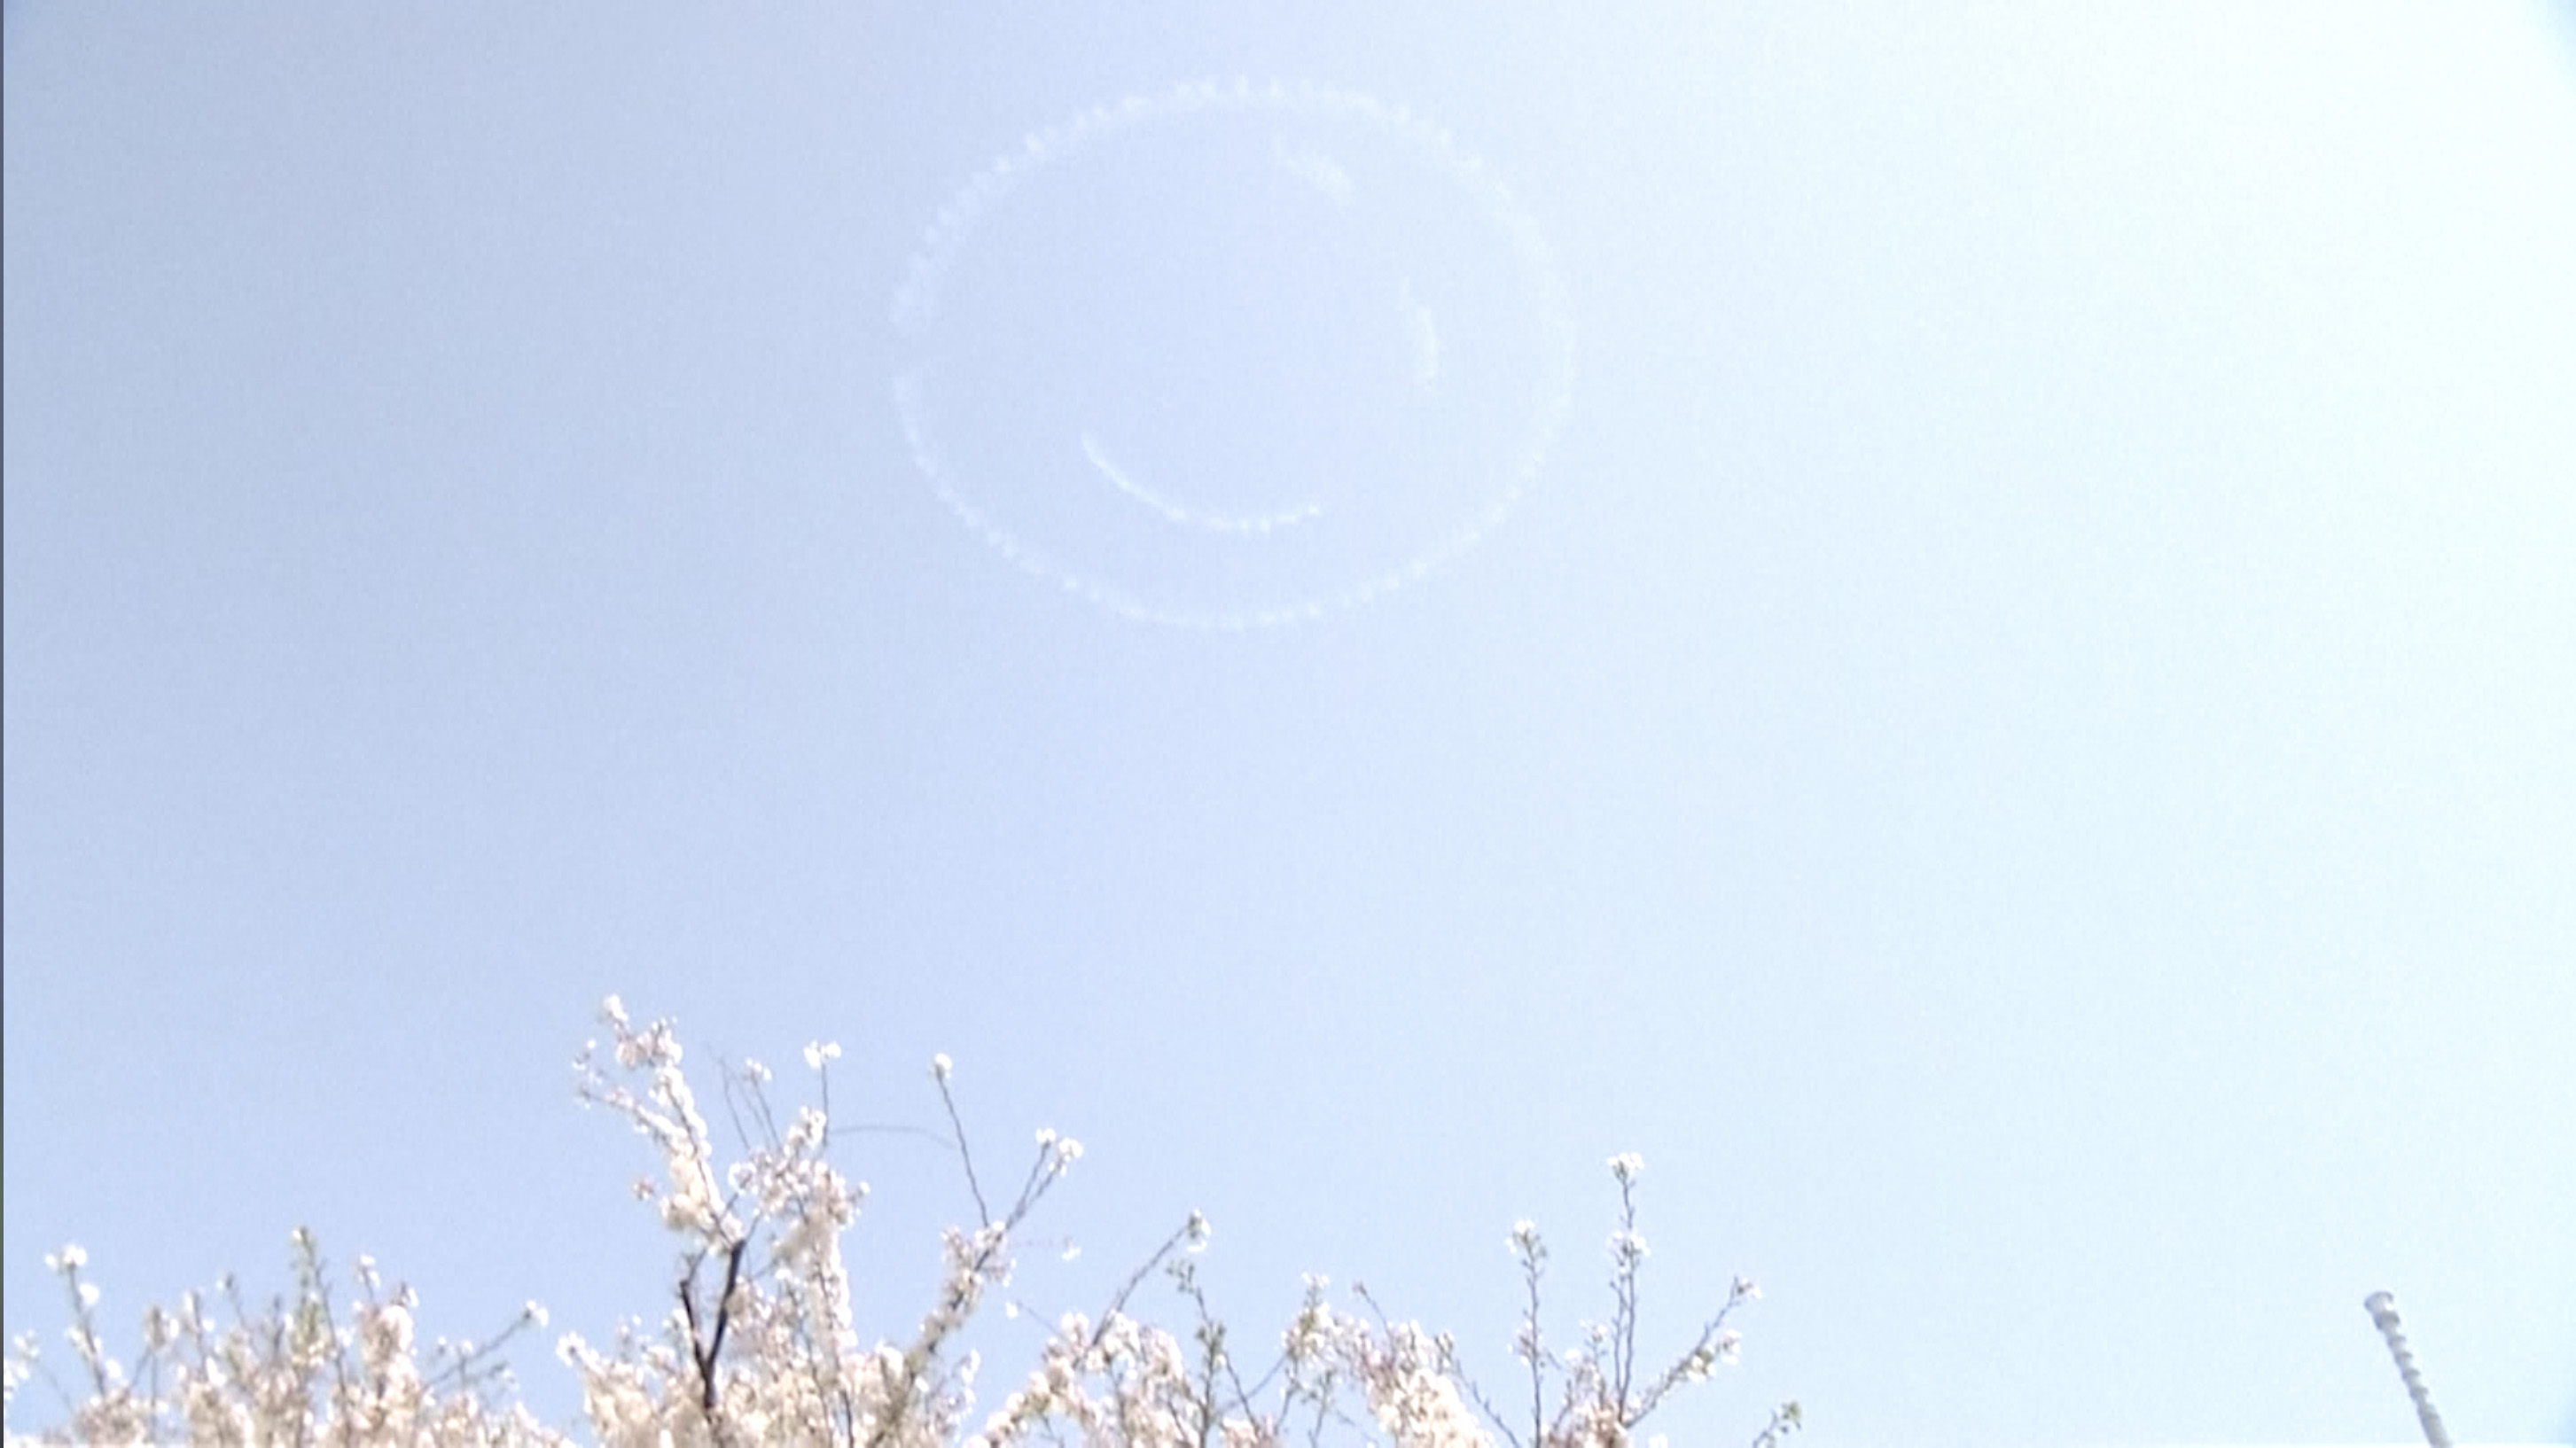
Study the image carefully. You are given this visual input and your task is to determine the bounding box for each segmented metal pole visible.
[2363,1291,2453,1448]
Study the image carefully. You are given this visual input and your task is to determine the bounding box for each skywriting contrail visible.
[1079,432,1323,534]
[2364,1291,2453,1448]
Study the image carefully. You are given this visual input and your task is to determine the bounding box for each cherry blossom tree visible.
[5,999,1798,1446]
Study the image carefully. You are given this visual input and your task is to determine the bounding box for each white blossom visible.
[5,1000,1776,1447]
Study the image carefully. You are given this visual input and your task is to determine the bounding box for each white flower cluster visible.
[4,1000,1793,1446]
[4,1229,558,1444]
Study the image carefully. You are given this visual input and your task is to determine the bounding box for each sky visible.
[6,4,2575,1444]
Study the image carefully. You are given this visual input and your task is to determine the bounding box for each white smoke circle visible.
[890,79,1574,629]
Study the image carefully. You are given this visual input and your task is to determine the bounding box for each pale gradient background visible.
[7,4,2575,1444]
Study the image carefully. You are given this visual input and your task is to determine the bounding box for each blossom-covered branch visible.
[5,998,1795,1446]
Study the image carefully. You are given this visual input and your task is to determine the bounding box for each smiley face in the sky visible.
[890,80,1574,630]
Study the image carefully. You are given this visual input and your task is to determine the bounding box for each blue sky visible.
[6,4,2574,1444]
